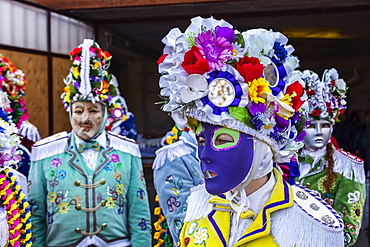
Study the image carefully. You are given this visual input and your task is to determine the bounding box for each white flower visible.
[184,16,233,36]
[244,28,275,59]
[193,227,208,244]
[348,191,360,203]
[171,110,188,129]
[260,116,276,135]
[12,69,25,86]
[180,74,209,103]
[187,222,198,235]
[335,79,346,91]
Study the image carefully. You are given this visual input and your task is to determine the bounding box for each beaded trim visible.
[0,168,32,247]
[293,183,343,229]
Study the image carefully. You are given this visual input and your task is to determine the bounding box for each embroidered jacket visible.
[28,131,152,247]
[153,131,203,244]
[179,168,344,247]
[297,147,366,246]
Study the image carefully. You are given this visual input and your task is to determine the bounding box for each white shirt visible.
[74,132,107,170]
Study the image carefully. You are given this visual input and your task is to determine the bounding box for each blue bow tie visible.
[77,141,101,153]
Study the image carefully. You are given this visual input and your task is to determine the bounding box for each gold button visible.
[74,181,80,186]
[100,179,106,185]
[75,204,81,210]
[101,200,107,206]
[102,223,107,229]
[305,183,311,188]
[75,228,81,233]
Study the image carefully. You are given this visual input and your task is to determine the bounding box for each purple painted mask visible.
[197,122,254,195]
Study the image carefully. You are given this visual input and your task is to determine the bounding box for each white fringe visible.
[184,184,213,222]
[333,149,366,184]
[18,120,41,142]
[107,132,141,158]
[0,207,9,247]
[271,203,344,247]
[30,132,68,161]
[152,139,195,170]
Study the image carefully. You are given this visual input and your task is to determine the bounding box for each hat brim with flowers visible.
[301,68,347,124]
[61,39,119,111]
[157,16,309,162]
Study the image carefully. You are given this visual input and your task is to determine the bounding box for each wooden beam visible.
[29,0,231,10]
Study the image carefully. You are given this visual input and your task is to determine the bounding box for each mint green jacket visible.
[28,131,152,247]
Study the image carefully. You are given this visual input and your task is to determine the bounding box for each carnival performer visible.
[0,54,41,178]
[28,39,151,247]
[157,16,344,246]
[153,125,203,245]
[297,69,366,246]
[105,75,138,141]
[0,91,32,247]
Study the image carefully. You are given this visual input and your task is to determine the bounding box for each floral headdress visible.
[302,68,347,123]
[157,16,308,162]
[61,39,119,111]
[0,54,28,128]
[105,75,128,127]
[0,91,32,247]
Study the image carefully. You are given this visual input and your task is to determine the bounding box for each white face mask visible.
[304,119,333,150]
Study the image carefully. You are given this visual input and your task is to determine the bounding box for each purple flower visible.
[251,113,264,131]
[215,26,236,43]
[109,154,120,163]
[195,30,233,71]
[51,158,62,167]
[275,115,289,131]
[295,129,306,142]
[248,102,266,115]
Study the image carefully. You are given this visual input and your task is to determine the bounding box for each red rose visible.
[69,47,82,56]
[181,46,210,75]
[157,54,168,65]
[285,81,304,111]
[328,108,334,113]
[326,102,331,107]
[236,56,263,82]
[311,109,321,116]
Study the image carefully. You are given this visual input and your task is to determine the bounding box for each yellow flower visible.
[116,184,124,194]
[248,78,271,104]
[100,94,108,100]
[93,61,101,69]
[350,200,365,223]
[59,202,70,214]
[48,191,57,203]
[71,66,80,78]
[107,197,115,209]
[101,80,110,94]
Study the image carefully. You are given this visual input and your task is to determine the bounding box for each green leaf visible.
[235,33,245,48]
[228,106,253,127]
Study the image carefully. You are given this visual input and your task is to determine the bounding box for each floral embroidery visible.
[317,176,336,194]
[347,191,360,203]
[58,170,67,180]
[107,186,119,200]
[138,218,148,230]
[49,179,59,188]
[59,202,70,214]
[107,197,115,209]
[116,184,124,194]
[184,237,190,246]
[109,153,120,163]
[104,163,113,171]
[48,191,57,203]
[167,197,181,212]
[188,222,198,235]
[114,172,122,180]
[137,188,146,199]
[349,200,364,223]
[193,227,209,245]
[51,157,63,167]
